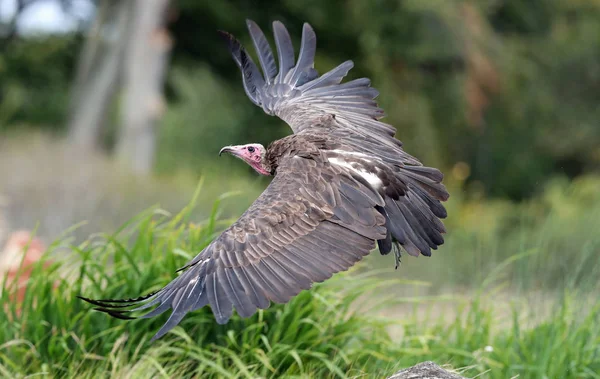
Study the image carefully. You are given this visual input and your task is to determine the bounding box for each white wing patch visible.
[328,155,383,189]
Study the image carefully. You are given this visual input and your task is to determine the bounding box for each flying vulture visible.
[79,20,449,341]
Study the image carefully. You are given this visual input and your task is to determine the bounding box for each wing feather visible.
[273,21,295,83]
[246,20,278,84]
[221,20,390,136]
[218,31,265,107]
[80,156,386,340]
[278,245,332,282]
[207,272,233,324]
[236,266,270,309]
[220,268,256,318]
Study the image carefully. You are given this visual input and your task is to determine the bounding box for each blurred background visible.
[1,0,599,293]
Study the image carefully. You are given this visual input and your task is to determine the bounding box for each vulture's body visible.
[80,20,449,341]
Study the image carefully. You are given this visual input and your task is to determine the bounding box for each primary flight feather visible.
[79,20,449,341]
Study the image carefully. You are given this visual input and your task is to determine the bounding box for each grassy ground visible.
[1,167,599,377]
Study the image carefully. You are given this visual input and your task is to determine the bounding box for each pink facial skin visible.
[219,144,271,176]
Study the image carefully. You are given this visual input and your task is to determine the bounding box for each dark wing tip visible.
[217,30,233,43]
[218,30,238,61]
[217,30,241,57]
[78,295,139,319]
[78,291,158,305]
[77,291,159,316]
[77,295,122,308]
[94,308,138,320]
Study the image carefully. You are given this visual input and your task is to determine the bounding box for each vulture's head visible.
[219,143,271,175]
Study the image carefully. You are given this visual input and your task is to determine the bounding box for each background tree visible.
[67,0,130,150]
[1,0,599,197]
[115,0,171,174]
[68,0,171,174]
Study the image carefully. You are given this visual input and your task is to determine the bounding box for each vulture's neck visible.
[266,134,334,176]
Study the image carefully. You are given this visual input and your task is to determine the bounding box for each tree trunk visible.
[115,0,171,175]
[67,0,131,149]
[0,193,8,249]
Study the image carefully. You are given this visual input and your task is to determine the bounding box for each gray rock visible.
[387,361,466,379]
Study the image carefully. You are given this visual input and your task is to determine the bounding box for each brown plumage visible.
[79,20,449,341]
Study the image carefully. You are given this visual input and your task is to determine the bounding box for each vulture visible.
[79,20,449,341]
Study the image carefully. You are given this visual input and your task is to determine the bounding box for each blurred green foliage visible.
[0,35,80,129]
[1,0,600,199]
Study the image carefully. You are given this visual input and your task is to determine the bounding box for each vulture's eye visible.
[247,146,255,153]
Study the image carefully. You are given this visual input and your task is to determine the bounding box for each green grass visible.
[1,180,599,378]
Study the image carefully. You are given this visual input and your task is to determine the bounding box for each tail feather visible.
[377,164,448,259]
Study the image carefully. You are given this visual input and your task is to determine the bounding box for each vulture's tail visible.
[377,165,449,259]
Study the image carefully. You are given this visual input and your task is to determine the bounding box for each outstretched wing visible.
[220,21,450,258]
[219,20,398,150]
[79,154,386,341]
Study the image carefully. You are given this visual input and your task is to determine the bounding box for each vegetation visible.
[1,1,599,377]
[1,179,599,378]
[2,0,600,198]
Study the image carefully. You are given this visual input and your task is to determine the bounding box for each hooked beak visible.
[219,146,234,156]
